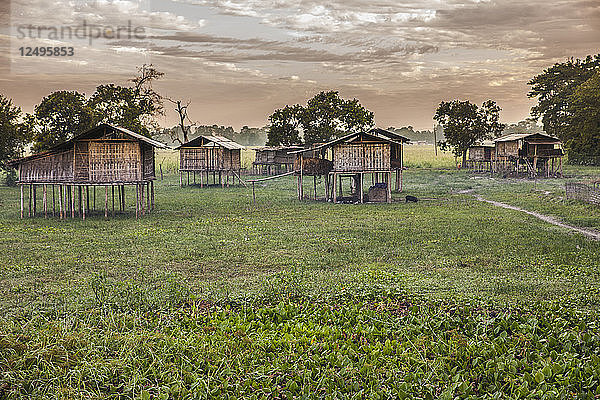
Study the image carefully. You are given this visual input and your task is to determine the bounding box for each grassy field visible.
[1,147,600,399]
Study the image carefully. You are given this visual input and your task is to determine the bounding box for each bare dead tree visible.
[166,97,196,144]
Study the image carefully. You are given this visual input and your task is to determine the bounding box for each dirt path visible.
[471,194,600,241]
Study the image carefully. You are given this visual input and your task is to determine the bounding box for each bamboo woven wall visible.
[180,148,241,171]
[88,141,141,182]
[333,143,390,172]
[142,143,155,180]
[496,141,519,157]
[19,150,74,183]
[255,149,295,165]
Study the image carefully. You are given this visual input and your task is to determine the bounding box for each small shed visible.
[177,135,245,187]
[10,123,168,219]
[493,133,563,177]
[467,141,495,171]
[253,146,303,175]
[290,128,409,203]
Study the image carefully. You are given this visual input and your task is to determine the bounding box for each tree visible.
[0,95,25,177]
[528,54,600,142]
[166,98,195,144]
[301,91,374,144]
[266,104,303,146]
[30,91,92,152]
[565,71,600,156]
[266,91,374,146]
[89,65,165,137]
[434,100,505,166]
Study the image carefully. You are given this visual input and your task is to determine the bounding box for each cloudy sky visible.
[0,0,598,130]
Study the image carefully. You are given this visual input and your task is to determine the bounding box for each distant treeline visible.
[156,125,268,147]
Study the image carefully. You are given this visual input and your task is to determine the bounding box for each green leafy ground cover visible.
[1,153,600,399]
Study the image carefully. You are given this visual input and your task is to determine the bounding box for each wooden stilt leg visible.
[28,184,32,217]
[122,185,125,212]
[86,186,89,215]
[71,186,75,218]
[33,185,37,216]
[93,186,96,211]
[135,184,139,219]
[20,185,24,219]
[43,185,47,218]
[193,171,196,185]
[387,172,392,203]
[104,186,108,219]
[59,185,63,220]
[151,181,154,211]
[83,186,86,220]
[52,185,55,217]
[146,183,150,213]
[200,170,203,188]
[360,173,364,203]
[314,176,317,200]
[179,171,183,187]
[187,172,190,186]
[112,185,115,217]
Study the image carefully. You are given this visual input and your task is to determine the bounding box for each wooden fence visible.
[565,182,600,205]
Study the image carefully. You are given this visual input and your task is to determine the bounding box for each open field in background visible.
[1,150,600,398]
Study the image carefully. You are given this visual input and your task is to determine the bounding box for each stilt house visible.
[289,128,409,203]
[253,146,302,175]
[467,141,495,172]
[493,133,564,177]
[10,123,168,219]
[177,135,245,187]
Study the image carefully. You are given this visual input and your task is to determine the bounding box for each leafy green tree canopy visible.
[30,91,92,152]
[566,71,600,156]
[528,54,600,154]
[434,99,504,166]
[266,104,303,146]
[0,95,25,173]
[266,91,374,146]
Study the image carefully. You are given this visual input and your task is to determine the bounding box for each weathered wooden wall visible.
[496,141,519,157]
[180,148,241,171]
[19,150,74,183]
[333,143,390,172]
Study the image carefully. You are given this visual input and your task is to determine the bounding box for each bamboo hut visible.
[289,128,409,203]
[177,135,245,187]
[253,146,302,175]
[9,123,168,219]
[467,141,495,172]
[493,133,564,177]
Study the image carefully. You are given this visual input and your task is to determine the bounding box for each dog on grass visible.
[405,195,419,203]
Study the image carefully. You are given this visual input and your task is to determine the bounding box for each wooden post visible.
[83,186,86,220]
[52,185,56,217]
[112,185,115,217]
[43,185,47,218]
[151,181,155,211]
[187,172,190,186]
[252,181,256,205]
[93,186,96,211]
[135,184,139,219]
[360,173,364,204]
[78,186,82,217]
[314,176,317,200]
[387,172,392,203]
[146,183,150,213]
[338,174,343,200]
[325,174,329,202]
[33,185,37,216]
[28,184,32,217]
[104,185,108,219]
[20,185,23,219]
[179,171,183,187]
[200,170,203,187]
[59,185,63,220]
[193,171,196,185]
[71,185,75,218]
